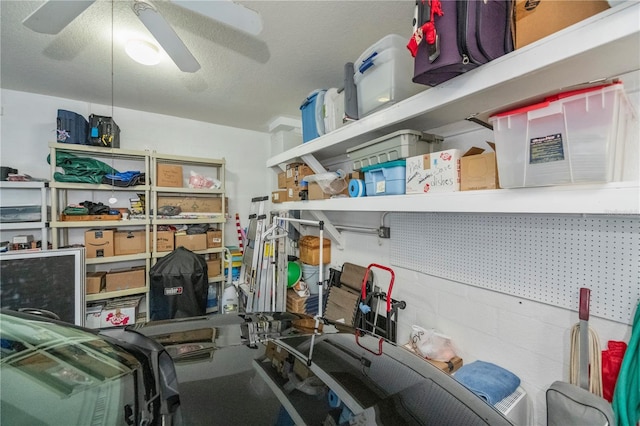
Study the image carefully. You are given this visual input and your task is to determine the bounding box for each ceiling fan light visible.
[132,0,201,73]
[125,39,161,66]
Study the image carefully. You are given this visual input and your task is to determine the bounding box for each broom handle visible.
[579,287,591,390]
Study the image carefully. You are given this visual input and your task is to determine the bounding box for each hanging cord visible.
[107,0,117,204]
[569,323,603,396]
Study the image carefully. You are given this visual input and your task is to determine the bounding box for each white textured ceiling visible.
[1,0,416,132]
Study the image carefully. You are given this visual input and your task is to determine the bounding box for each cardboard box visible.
[271,190,287,203]
[286,163,313,188]
[207,258,222,278]
[85,305,103,329]
[287,187,304,202]
[265,340,290,369]
[156,164,183,187]
[114,230,146,256]
[151,230,175,252]
[402,343,463,374]
[405,149,461,194]
[157,196,225,214]
[85,229,115,258]
[277,171,287,189]
[286,289,308,314]
[105,267,146,292]
[460,143,500,191]
[86,271,106,294]
[174,233,207,251]
[293,357,315,380]
[307,171,364,200]
[514,0,609,49]
[299,236,331,265]
[86,297,142,328]
[206,230,223,248]
[307,182,330,200]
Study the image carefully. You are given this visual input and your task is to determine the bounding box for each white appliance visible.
[495,386,530,425]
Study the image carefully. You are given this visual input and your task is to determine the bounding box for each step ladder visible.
[238,196,269,312]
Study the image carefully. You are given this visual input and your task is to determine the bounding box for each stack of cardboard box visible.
[286,163,313,202]
[272,162,364,202]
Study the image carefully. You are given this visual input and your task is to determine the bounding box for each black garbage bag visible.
[149,247,208,320]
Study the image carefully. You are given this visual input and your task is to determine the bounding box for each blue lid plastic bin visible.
[362,159,406,196]
[300,89,326,143]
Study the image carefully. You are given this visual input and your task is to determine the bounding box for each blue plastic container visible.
[363,159,406,196]
[300,89,326,142]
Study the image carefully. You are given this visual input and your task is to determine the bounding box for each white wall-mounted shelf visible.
[266,3,640,216]
[267,2,639,169]
[278,182,640,215]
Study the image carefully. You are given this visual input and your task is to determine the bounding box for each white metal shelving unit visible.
[47,145,230,318]
[0,181,49,249]
[267,2,640,216]
[48,143,152,309]
[151,153,227,312]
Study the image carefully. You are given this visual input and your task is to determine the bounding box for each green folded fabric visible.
[47,151,119,184]
[62,206,89,215]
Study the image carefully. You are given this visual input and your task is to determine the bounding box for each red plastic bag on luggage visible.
[601,340,627,402]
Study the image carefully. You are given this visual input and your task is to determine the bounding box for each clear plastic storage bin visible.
[354,34,425,118]
[489,82,639,188]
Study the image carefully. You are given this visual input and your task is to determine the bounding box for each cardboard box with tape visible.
[85,229,115,258]
[514,0,609,49]
[460,142,499,191]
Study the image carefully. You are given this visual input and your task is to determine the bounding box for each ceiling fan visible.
[22,0,263,73]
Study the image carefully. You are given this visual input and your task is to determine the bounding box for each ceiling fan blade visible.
[23,0,96,35]
[170,0,263,36]
[132,1,201,73]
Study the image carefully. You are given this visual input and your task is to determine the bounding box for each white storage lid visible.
[346,129,428,154]
[354,34,408,77]
[353,48,404,85]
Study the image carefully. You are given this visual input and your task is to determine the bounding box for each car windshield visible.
[0,312,142,426]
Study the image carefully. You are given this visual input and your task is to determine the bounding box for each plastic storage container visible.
[363,160,406,196]
[300,89,326,143]
[489,82,639,188]
[0,205,43,222]
[323,87,345,133]
[354,34,425,118]
[347,129,443,170]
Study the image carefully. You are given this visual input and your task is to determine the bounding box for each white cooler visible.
[354,34,425,118]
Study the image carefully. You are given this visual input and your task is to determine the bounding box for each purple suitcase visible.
[413,0,513,87]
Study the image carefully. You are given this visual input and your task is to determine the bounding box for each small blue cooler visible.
[300,89,326,142]
[363,160,406,196]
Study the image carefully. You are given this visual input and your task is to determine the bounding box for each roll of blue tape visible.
[349,179,365,197]
[328,389,341,408]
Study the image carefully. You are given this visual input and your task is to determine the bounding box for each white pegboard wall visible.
[391,213,640,325]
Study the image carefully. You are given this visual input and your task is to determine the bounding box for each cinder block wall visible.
[326,213,632,426]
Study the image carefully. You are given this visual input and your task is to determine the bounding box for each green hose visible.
[613,301,640,426]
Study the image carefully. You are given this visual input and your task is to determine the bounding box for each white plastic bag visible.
[410,325,457,362]
[303,170,347,195]
[188,170,221,189]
